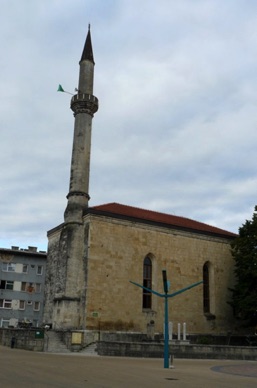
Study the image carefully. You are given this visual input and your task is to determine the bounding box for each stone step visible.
[80,342,98,356]
[44,331,70,353]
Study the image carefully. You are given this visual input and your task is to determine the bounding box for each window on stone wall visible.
[203,262,210,313]
[34,301,40,311]
[142,256,152,309]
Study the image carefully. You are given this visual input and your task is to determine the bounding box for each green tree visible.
[230,206,257,325]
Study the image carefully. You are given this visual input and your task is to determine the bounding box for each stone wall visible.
[98,341,257,360]
[44,211,235,334]
[44,221,90,329]
[43,227,61,324]
[85,214,235,334]
[0,328,44,351]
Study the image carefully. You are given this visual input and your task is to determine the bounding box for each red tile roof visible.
[89,202,237,239]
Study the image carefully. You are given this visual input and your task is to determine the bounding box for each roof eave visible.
[85,208,236,240]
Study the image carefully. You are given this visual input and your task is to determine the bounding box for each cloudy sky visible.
[1,0,257,251]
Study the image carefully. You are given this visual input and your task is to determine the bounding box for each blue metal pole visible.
[164,294,169,368]
[129,274,203,369]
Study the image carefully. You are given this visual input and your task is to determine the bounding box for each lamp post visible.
[162,270,169,368]
[130,270,202,369]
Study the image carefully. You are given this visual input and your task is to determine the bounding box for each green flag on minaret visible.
[57,84,65,92]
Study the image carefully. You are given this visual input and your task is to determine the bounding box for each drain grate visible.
[165,378,179,380]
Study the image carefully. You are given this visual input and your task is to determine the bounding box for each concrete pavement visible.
[1,346,256,387]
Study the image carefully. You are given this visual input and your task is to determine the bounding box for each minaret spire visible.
[64,28,98,224]
[80,24,94,64]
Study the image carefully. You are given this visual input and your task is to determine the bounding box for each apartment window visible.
[35,283,41,293]
[27,283,34,293]
[2,262,15,272]
[21,282,27,291]
[34,302,40,311]
[142,256,152,309]
[33,319,39,328]
[0,299,12,309]
[22,264,28,273]
[21,282,35,293]
[37,266,43,275]
[19,300,25,310]
[1,319,10,328]
[0,280,14,290]
[6,281,14,290]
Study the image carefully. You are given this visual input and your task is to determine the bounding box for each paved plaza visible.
[1,345,256,387]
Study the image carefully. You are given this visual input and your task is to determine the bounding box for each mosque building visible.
[43,28,236,336]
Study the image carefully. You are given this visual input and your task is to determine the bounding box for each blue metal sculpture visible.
[130,270,203,368]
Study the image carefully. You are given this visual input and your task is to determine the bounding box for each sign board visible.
[35,330,44,339]
[71,332,83,344]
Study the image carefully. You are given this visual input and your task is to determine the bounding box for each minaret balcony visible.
[70,93,98,116]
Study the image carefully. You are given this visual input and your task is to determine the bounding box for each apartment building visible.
[0,246,47,328]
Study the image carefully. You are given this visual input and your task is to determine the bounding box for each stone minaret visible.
[65,26,98,223]
[44,27,98,329]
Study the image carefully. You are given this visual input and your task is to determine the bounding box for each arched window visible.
[203,262,210,313]
[142,256,152,309]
